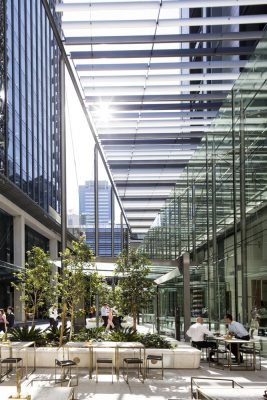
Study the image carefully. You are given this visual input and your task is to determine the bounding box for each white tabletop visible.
[1,386,73,400]
[196,386,266,399]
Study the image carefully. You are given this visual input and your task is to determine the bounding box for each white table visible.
[0,341,36,378]
[0,386,74,400]
[195,386,266,399]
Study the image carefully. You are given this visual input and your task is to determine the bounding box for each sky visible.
[66,70,95,214]
[65,71,118,220]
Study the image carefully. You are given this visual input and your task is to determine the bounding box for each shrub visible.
[139,333,172,349]
[72,327,106,342]
[106,326,140,342]
[43,325,70,346]
[9,326,46,346]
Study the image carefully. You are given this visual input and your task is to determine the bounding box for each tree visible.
[12,247,55,326]
[114,248,156,330]
[58,236,95,339]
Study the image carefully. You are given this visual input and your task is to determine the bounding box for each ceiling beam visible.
[77,60,247,71]
[71,46,254,59]
[64,31,263,45]
[63,15,267,30]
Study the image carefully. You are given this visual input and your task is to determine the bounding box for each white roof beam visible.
[83,84,234,95]
[64,31,263,45]
[80,73,239,85]
[92,111,218,119]
[63,15,267,30]
[76,60,247,72]
[57,0,267,12]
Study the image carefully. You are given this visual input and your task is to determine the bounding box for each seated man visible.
[186,317,216,361]
[224,313,250,363]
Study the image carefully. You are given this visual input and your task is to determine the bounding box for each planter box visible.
[1,344,201,369]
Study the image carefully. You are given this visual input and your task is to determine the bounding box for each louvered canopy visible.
[56,0,266,238]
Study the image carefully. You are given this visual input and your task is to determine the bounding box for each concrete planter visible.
[1,344,201,369]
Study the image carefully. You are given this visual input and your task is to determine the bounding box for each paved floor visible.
[0,358,266,400]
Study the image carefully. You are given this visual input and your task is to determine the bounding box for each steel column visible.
[111,187,114,257]
[212,139,220,327]
[231,89,239,320]
[205,133,211,328]
[240,96,248,324]
[183,252,191,340]
[60,56,67,252]
[94,145,99,256]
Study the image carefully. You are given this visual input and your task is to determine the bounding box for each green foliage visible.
[58,236,95,339]
[12,247,55,325]
[105,326,140,342]
[114,249,156,329]
[72,327,106,342]
[43,325,70,346]
[139,333,172,349]
[9,326,46,346]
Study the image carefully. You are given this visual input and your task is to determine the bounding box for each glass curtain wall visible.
[4,0,61,213]
[141,29,267,334]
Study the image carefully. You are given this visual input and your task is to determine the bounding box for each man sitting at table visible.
[224,313,250,363]
[186,317,216,361]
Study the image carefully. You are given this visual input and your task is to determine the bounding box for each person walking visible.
[49,304,58,328]
[0,308,7,332]
[101,303,109,327]
[6,306,15,329]
[105,307,115,331]
[186,316,216,361]
[224,313,250,363]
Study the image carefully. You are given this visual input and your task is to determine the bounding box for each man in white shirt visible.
[49,304,58,328]
[186,317,216,361]
[101,303,109,327]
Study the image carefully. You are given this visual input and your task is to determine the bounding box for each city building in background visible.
[79,180,123,256]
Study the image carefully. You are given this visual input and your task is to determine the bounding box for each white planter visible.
[2,344,201,369]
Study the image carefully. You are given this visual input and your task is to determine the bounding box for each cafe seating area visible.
[0,336,266,400]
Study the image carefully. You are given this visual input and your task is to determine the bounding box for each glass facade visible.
[141,28,267,335]
[3,0,61,213]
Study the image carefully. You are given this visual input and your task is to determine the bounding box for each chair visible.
[0,357,23,382]
[146,354,164,379]
[123,357,144,383]
[95,357,114,383]
[240,341,262,370]
[54,358,78,386]
[209,347,229,369]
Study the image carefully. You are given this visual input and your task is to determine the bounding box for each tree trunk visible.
[31,304,36,327]
[59,303,67,347]
[69,307,74,340]
[132,304,137,330]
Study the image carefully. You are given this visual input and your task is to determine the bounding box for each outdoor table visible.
[1,386,74,400]
[194,386,266,399]
[64,341,145,381]
[0,341,36,378]
[208,336,256,370]
[222,337,255,370]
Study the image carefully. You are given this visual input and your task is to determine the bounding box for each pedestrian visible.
[101,303,109,327]
[105,307,115,331]
[6,306,15,329]
[224,313,250,363]
[49,304,58,328]
[89,306,96,318]
[0,308,7,332]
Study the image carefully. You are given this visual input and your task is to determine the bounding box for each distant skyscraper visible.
[79,180,111,226]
